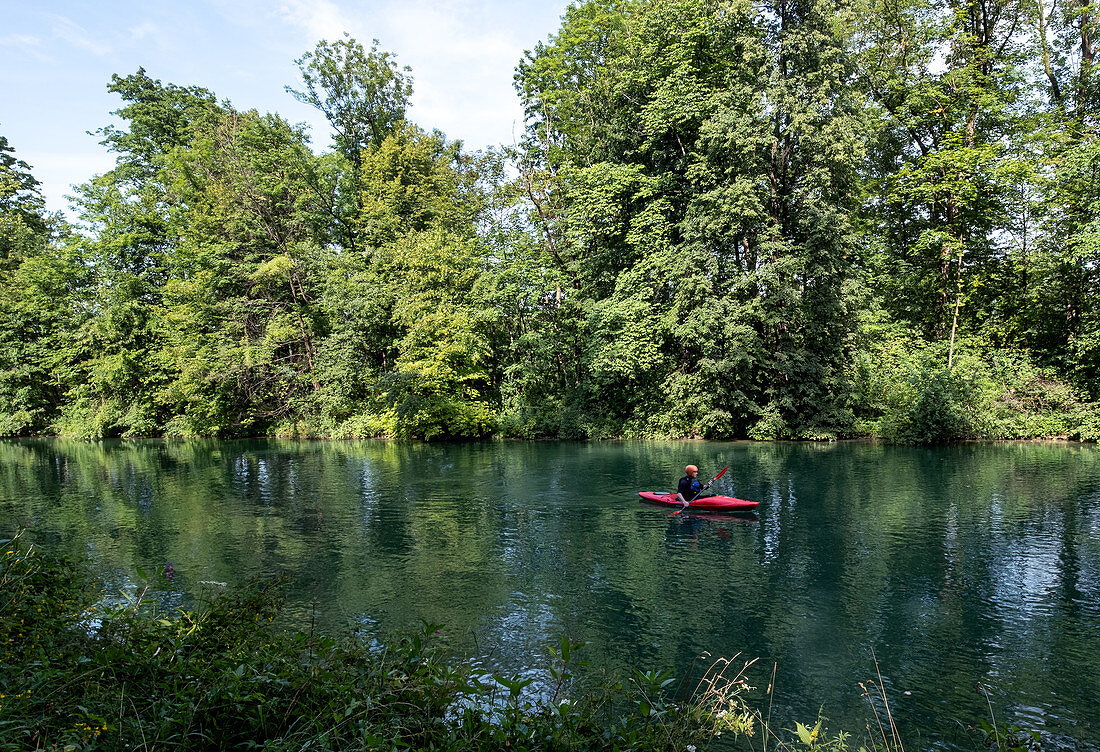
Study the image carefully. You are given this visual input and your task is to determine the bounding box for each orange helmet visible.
[685,464,698,474]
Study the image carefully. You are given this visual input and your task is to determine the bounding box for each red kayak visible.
[638,491,759,512]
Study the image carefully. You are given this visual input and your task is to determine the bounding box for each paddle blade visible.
[713,465,729,482]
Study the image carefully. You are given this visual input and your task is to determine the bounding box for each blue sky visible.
[1,0,572,216]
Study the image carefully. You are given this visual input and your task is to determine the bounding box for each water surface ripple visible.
[1,439,1098,749]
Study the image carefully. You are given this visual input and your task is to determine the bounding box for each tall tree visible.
[96,68,221,186]
[511,0,867,438]
[161,110,330,436]
[0,133,47,251]
[1026,0,1100,397]
[854,0,1034,361]
[316,125,498,439]
[0,134,82,435]
[52,71,227,437]
[287,36,413,252]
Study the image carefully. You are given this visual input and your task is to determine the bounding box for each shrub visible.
[855,328,1097,442]
[900,367,984,444]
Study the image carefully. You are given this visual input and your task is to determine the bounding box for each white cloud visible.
[0,33,54,63]
[48,15,112,56]
[0,33,42,48]
[277,0,355,41]
[378,1,532,147]
[129,22,159,41]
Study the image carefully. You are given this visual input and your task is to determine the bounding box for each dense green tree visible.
[0,134,82,435]
[160,109,330,436]
[1023,0,1100,397]
[315,125,498,439]
[854,0,1036,356]
[51,71,228,437]
[1028,130,1100,398]
[378,226,497,438]
[510,0,867,438]
[96,67,221,186]
[0,133,47,251]
[287,36,413,160]
[287,36,414,253]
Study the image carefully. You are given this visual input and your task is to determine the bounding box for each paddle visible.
[670,465,729,516]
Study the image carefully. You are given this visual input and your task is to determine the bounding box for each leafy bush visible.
[748,403,790,440]
[854,326,1096,442]
[898,367,984,444]
[1073,403,1100,441]
[0,532,468,750]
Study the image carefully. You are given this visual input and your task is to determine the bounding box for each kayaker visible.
[676,464,713,505]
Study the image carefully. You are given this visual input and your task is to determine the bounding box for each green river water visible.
[1,438,1098,749]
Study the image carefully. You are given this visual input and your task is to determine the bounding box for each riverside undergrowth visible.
[0,531,1034,751]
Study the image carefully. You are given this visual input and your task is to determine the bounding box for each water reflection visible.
[1,439,1098,749]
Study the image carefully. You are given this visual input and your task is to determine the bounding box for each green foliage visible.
[287,36,413,160]
[0,133,46,242]
[509,0,869,439]
[854,0,1035,345]
[1027,127,1100,400]
[0,533,460,750]
[854,322,1096,442]
[895,367,983,444]
[0,135,81,436]
[286,36,414,257]
[377,228,497,440]
[3,13,1100,443]
[974,721,1042,752]
[95,68,221,184]
[158,109,329,437]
